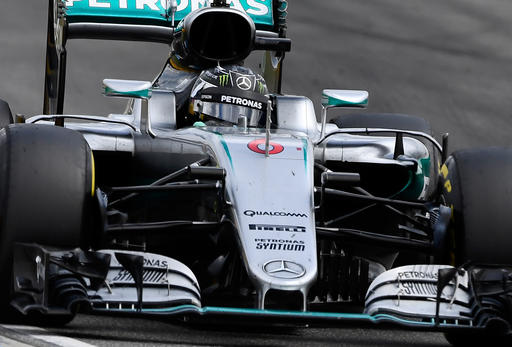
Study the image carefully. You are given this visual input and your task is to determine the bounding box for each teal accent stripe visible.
[217,134,233,169]
[396,156,430,200]
[302,138,308,172]
[392,170,413,198]
[104,86,151,98]
[195,128,233,169]
[65,0,274,28]
[321,94,368,108]
[93,304,467,328]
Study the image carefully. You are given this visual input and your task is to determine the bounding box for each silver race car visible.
[0,1,511,345]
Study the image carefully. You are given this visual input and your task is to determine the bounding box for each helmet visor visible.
[193,99,266,127]
[192,88,268,127]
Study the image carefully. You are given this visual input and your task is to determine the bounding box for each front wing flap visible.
[11,244,201,316]
[10,244,512,336]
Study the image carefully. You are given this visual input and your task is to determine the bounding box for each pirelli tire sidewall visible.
[0,124,94,301]
[441,148,512,265]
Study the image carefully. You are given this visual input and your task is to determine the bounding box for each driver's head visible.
[189,65,269,126]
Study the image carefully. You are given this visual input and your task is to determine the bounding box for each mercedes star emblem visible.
[236,76,252,90]
[263,260,306,279]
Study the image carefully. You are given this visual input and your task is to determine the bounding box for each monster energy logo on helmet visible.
[197,65,267,93]
[257,81,265,93]
[219,74,229,86]
[190,64,269,126]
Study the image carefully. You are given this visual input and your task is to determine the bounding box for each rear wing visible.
[44,0,288,114]
[65,0,285,42]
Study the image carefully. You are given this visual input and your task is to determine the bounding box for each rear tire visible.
[0,99,14,129]
[0,124,94,324]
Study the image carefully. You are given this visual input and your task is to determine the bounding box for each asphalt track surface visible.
[1,0,512,346]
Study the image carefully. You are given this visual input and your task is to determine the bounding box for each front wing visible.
[9,243,512,336]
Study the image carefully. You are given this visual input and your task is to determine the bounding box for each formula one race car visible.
[1,1,511,345]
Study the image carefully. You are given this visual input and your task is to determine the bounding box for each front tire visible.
[0,124,94,324]
[441,148,512,265]
[441,148,512,346]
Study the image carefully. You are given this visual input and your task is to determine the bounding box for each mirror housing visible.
[321,89,368,108]
[103,79,152,99]
[103,79,153,136]
[319,89,369,140]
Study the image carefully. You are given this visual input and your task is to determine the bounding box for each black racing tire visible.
[442,148,512,346]
[441,148,512,265]
[332,113,438,198]
[0,124,94,323]
[0,99,14,129]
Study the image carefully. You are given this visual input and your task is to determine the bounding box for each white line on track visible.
[1,325,96,347]
[32,335,95,347]
[0,334,33,347]
[1,325,45,331]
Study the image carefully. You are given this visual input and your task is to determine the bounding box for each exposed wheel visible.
[0,124,94,324]
[441,148,512,346]
[0,99,14,129]
[441,147,512,265]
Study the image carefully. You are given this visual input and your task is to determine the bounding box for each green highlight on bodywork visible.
[65,0,274,28]
[104,86,151,99]
[302,138,308,172]
[194,127,234,169]
[94,304,461,328]
[397,156,431,200]
[393,171,414,198]
[321,93,368,108]
[218,134,234,169]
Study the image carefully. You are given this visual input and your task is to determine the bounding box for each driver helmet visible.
[189,65,269,126]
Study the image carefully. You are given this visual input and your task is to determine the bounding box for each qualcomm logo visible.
[263,260,306,279]
[244,210,308,218]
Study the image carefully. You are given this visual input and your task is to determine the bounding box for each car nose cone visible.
[263,260,306,279]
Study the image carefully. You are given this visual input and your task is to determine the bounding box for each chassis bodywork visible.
[3,0,512,340]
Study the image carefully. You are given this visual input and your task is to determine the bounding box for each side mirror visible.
[103,79,152,99]
[320,89,369,139]
[321,89,368,108]
[103,79,153,136]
